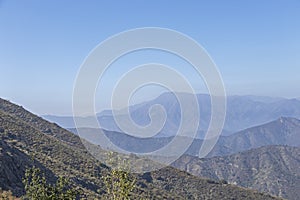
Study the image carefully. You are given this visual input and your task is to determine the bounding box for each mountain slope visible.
[173,145,300,200]
[70,117,300,158]
[0,107,104,197]
[0,98,281,199]
[0,99,82,148]
[208,117,300,157]
[0,138,56,195]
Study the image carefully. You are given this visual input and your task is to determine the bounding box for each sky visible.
[0,0,299,115]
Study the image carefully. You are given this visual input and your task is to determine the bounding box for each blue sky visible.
[0,0,299,115]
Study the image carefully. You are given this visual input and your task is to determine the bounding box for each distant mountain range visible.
[173,145,300,200]
[70,117,300,158]
[207,117,300,157]
[0,98,280,199]
[43,93,300,138]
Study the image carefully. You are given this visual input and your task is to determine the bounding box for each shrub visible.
[102,152,136,200]
[0,189,15,200]
[22,166,78,200]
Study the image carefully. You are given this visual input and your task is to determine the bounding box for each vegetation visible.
[102,152,136,200]
[22,166,78,200]
[0,189,16,200]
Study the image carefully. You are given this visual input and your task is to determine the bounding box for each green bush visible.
[22,166,78,200]
[102,152,136,200]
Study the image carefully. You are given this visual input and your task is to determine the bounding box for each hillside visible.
[0,98,281,199]
[207,117,300,157]
[173,145,300,200]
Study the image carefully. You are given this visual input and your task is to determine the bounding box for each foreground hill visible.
[0,98,280,199]
[173,145,300,200]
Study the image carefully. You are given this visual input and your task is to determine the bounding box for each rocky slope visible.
[173,145,300,200]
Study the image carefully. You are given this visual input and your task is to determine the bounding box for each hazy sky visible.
[0,0,299,115]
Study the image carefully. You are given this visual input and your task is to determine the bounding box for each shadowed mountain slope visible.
[173,145,300,200]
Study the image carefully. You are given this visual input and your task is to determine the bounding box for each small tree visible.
[102,152,136,200]
[22,166,78,200]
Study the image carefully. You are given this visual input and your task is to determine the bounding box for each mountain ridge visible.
[207,117,300,157]
[69,116,300,159]
[43,93,300,139]
[173,145,300,200]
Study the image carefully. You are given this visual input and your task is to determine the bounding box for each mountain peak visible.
[276,116,300,124]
